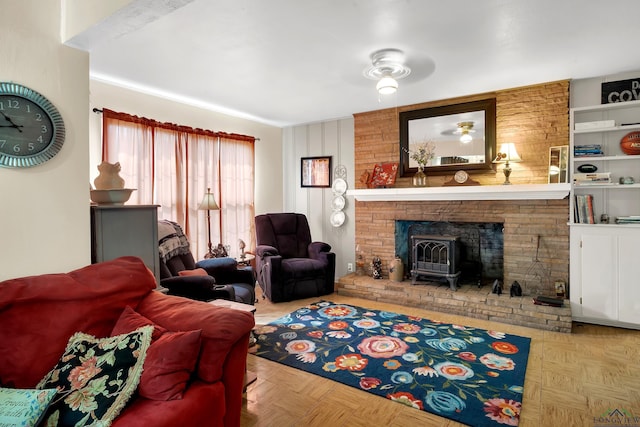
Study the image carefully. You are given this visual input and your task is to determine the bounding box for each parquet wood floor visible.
[241,287,640,426]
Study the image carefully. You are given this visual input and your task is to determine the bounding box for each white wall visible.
[89,80,283,216]
[0,1,90,280]
[283,119,355,278]
[571,70,640,108]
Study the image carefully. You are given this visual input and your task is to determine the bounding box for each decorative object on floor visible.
[371,256,382,279]
[198,187,220,259]
[510,281,523,297]
[355,245,366,276]
[491,279,502,295]
[554,281,566,298]
[493,143,522,185]
[524,235,549,296]
[369,163,398,188]
[254,302,531,427]
[389,255,404,282]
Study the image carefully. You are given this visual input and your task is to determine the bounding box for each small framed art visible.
[301,156,332,188]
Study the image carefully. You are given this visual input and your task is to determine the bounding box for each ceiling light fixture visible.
[455,121,475,143]
[364,48,411,95]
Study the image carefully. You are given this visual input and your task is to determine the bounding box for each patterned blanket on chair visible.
[158,220,191,263]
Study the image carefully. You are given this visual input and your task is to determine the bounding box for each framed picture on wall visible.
[301,156,332,188]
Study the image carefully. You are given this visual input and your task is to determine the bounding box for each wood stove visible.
[410,235,461,290]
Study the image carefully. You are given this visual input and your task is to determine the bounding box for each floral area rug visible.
[254,301,531,426]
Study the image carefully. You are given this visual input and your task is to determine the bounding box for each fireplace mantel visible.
[347,183,570,202]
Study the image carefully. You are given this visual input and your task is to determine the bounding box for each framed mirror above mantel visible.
[399,98,497,176]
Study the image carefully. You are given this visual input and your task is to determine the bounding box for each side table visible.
[208,299,257,391]
[235,253,255,267]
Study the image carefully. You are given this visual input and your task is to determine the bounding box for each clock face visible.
[0,83,65,168]
[454,170,469,183]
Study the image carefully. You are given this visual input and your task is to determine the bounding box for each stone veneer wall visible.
[347,80,570,297]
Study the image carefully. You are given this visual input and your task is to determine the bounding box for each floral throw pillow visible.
[36,325,153,427]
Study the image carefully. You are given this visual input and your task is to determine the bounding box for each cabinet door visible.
[92,206,159,284]
[618,233,640,324]
[580,233,618,321]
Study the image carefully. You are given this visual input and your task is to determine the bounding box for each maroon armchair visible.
[255,213,335,302]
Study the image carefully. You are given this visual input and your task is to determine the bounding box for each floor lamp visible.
[198,187,219,259]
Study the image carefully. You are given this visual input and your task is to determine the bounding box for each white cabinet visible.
[569,99,640,328]
[570,226,640,328]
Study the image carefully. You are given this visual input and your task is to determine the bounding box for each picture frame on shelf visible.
[301,156,332,188]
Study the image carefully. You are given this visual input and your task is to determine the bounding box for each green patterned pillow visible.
[0,387,57,427]
[37,326,153,427]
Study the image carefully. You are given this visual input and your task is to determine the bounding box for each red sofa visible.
[0,256,255,427]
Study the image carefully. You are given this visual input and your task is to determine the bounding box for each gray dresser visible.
[91,205,160,284]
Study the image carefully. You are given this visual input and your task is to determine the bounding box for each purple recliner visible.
[255,213,336,302]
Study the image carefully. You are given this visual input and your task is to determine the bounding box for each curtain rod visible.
[92,107,260,141]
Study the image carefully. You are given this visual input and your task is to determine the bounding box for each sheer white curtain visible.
[102,109,255,260]
[220,137,255,254]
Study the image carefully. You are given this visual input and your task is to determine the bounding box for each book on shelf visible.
[574,144,604,157]
[574,194,595,224]
[573,172,612,185]
[615,216,640,224]
[574,120,615,130]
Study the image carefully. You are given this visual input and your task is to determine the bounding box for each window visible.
[101,109,255,259]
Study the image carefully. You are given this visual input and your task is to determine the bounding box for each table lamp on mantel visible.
[493,142,522,185]
[198,187,219,259]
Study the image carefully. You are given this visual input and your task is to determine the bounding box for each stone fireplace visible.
[337,192,572,332]
[336,81,573,332]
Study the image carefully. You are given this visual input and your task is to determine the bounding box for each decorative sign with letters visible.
[601,78,640,104]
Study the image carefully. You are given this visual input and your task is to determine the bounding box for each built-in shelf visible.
[347,183,571,202]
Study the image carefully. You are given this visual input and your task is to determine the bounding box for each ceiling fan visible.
[363,48,411,95]
[454,121,475,143]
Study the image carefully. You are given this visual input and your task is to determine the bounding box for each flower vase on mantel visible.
[412,165,428,187]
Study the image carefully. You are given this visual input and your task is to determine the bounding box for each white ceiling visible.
[68,0,640,128]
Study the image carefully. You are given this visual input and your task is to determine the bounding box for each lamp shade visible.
[460,132,473,143]
[493,143,522,163]
[198,188,219,210]
[376,76,398,95]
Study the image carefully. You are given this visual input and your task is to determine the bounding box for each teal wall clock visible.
[0,82,65,168]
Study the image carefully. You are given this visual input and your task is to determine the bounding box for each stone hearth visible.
[337,274,572,333]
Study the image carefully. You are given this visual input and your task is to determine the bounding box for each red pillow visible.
[138,329,202,400]
[112,306,167,340]
[111,306,202,400]
[177,268,208,277]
